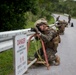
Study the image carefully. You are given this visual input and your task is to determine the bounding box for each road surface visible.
[25,14,76,75]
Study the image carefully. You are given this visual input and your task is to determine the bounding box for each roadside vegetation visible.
[0,0,76,32]
[0,50,13,75]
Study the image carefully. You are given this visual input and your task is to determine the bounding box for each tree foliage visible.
[0,0,76,31]
[0,0,39,31]
[53,0,76,17]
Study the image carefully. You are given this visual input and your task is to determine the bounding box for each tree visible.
[0,0,39,31]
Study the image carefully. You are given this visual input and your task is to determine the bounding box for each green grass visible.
[0,49,13,75]
[24,17,55,29]
[48,17,55,24]
[28,40,41,57]
[24,21,35,29]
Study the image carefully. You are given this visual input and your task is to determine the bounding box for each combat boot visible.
[54,55,60,66]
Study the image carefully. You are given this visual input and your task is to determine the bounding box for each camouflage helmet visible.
[34,18,48,27]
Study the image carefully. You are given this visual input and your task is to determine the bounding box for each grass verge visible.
[0,49,13,75]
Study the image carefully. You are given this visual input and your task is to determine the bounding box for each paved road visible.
[25,14,76,75]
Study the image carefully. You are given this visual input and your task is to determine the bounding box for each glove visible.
[31,27,41,36]
[34,27,41,35]
[31,27,39,33]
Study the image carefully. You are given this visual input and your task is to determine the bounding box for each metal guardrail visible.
[0,28,30,38]
[0,32,35,52]
[0,28,35,52]
[0,28,34,42]
[0,24,55,52]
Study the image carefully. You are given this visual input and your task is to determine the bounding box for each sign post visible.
[13,34,27,75]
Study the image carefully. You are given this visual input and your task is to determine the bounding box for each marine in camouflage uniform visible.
[68,15,71,24]
[34,19,60,65]
[56,20,68,34]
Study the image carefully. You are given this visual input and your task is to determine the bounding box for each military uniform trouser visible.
[34,48,56,63]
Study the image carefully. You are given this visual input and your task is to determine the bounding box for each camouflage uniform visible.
[68,15,71,23]
[56,20,68,34]
[34,26,60,64]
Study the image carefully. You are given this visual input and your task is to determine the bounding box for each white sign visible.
[13,34,27,75]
